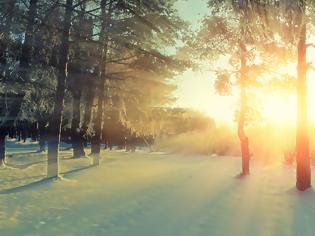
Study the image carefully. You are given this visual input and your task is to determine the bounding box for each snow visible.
[1,140,315,236]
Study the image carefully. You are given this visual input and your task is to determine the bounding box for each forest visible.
[1,0,315,235]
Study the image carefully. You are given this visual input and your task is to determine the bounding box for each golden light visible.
[175,47,315,127]
[258,58,315,125]
[260,91,296,124]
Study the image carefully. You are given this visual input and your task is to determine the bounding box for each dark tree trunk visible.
[83,77,95,127]
[69,2,86,158]
[19,0,38,79]
[296,19,310,191]
[47,0,73,178]
[38,120,47,152]
[71,89,85,158]
[0,133,6,166]
[91,0,112,164]
[0,0,15,78]
[82,78,95,147]
[238,43,250,176]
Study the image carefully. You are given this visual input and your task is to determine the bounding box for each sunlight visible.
[5,0,315,235]
[259,63,315,125]
[175,61,315,126]
[174,70,236,124]
[261,91,296,124]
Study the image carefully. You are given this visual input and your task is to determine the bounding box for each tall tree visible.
[0,0,16,79]
[237,1,250,175]
[19,0,38,81]
[90,0,112,164]
[47,0,74,177]
[1,0,38,166]
[68,1,95,158]
[295,0,310,191]
[272,0,312,190]
[190,0,255,175]
[0,1,16,166]
[89,0,186,157]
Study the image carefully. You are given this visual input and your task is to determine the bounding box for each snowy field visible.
[1,140,315,236]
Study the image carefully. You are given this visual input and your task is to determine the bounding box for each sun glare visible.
[260,91,296,124]
[175,52,315,126]
[259,62,315,125]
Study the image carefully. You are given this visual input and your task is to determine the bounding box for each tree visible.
[19,0,38,82]
[264,0,312,190]
[89,0,187,159]
[47,0,74,178]
[0,0,38,166]
[294,0,311,191]
[0,0,186,171]
[0,0,17,166]
[90,0,112,163]
[20,67,56,152]
[0,0,16,79]
[190,0,256,175]
[68,1,94,158]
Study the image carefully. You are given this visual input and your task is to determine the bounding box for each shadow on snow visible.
[0,164,96,194]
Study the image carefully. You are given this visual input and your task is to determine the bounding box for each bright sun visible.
[261,92,296,124]
[175,48,315,125]
[260,55,315,125]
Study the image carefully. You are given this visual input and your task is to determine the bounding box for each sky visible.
[173,0,236,124]
[173,0,315,126]
[174,0,208,29]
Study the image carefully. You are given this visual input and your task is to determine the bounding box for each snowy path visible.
[1,144,315,235]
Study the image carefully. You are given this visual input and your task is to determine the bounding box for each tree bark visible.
[83,77,95,127]
[71,89,85,158]
[19,0,38,76]
[70,1,86,158]
[82,76,95,147]
[238,42,250,176]
[296,17,310,191]
[0,1,15,166]
[0,133,6,166]
[38,119,47,152]
[47,0,73,178]
[235,0,250,176]
[91,0,112,165]
[0,0,15,78]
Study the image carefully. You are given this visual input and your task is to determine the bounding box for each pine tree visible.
[47,0,74,178]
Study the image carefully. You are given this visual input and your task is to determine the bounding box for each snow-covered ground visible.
[1,140,315,236]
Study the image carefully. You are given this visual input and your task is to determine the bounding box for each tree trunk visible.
[0,2,16,166]
[69,2,86,158]
[19,0,38,85]
[238,43,250,176]
[83,77,95,127]
[82,77,95,147]
[0,133,6,166]
[71,89,85,158]
[38,119,47,152]
[91,0,112,165]
[296,19,310,191]
[47,0,73,178]
[0,0,15,78]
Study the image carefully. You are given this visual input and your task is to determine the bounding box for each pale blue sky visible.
[175,0,208,29]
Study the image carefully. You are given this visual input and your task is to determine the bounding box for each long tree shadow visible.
[3,160,46,169]
[1,174,46,184]
[0,165,96,194]
[7,150,46,157]
[61,165,96,177]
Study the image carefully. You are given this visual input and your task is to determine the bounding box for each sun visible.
[258,67,315,125]
[259,91,296,124]
[175,53,315,126]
